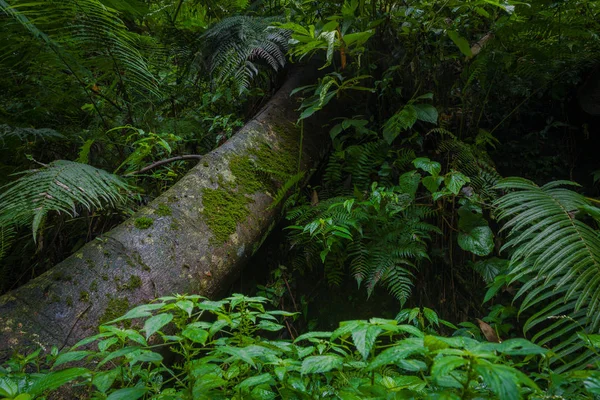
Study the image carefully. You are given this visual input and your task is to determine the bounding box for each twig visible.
[60,304,92,351]
[282,276,299,312]
[124,155,203,176]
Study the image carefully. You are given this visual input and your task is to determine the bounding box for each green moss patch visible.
[100,297,130,325]
[202,188,252,244]
[201,123,301,245]
[155,203,172,217]
[134,217,154,229]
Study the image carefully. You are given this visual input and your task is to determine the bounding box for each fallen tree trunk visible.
[0,66,329,358]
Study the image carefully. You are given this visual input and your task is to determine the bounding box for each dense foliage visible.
[2,0,600,398]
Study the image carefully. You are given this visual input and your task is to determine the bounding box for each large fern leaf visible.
[0,0,160,98]
[0,160,132,241]
[202,16,290,93]
[494,177,600,370]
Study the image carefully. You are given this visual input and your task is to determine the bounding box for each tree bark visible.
[0,66,329,358]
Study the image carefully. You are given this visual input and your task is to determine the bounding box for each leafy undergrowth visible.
[2,295,600,399]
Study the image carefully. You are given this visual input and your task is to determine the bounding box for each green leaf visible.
[497,339,547,356]
[0,377,18,397]
[383,105,418,144]
[398,171,421,198]
[352,325,383,360]
[413,103,438,124]
[182,326,209,345]
[444,171,470,195]
[473,362,519,399]
[423,176,444,193]
[257,320,285,332]
[219,346,257,368]
[368,338,425,370]
[93,369,120,394]
[176,300,194,316]
[107,303,164,323]
[54,351,93,367]
[236,373,274,390]
[413,158,441,177]
[447,30,473,57]
[295,331,333,342]
[301,355,343,374]
[458,226,494,256]
[431,356,468,380]
[106,387,147,400]
[143,313,173,339]
[457,204,493,256]
[29,368,90,396]
[127,349,163,364]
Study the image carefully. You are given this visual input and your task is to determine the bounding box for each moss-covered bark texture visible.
[0,67,329,358]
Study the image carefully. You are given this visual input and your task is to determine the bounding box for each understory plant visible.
[2,294,600,399]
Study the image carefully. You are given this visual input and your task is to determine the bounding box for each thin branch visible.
[124,155,203,176]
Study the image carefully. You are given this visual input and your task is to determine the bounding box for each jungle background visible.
[2,0,600,398]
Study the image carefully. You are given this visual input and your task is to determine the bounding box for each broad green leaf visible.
[296,331,333,343]
[383,105,418,144]
[108,303,165,323]
[413,158,441,177]
[447,30,473,57]
[431,356,468,380]
[219,346,257,368]
[54,351,93,367]
[0,377,18,397]
[127,349,163,364]
[106,387,147,400]
[176,300,194,316]
[236,373,274,390]
[413,103,438,124]
[458,226,494,256]
[182,326,209,345]
[93,369,119,393]
[352,325,382,360]
[474,362,519,399]
[444,171,470,195]
[368,338,425,370]
[29,368,90,396]
[143,313,173,339]
[423,176,443,193]
[301,355,343,374]
[497,339,546,356]
[257,320,285,332]
[457,204,493,256]
[398,171,421,198]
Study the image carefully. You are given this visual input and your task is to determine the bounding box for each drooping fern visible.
[0,124,64,146]
[494,178,600,371]
[0,160,132,241]
[0,0,160,100]
[202,16,290,93]
[0,225,15,262]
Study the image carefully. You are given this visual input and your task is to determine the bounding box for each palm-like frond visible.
[0,225,15,261]
[0,160,132,241]
[202,16,290,93]
[0,124,63,146]
[494,177,600,371]
[0,0,160,98]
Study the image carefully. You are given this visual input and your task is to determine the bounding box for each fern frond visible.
[202,16,290,93]
[0,160,132,241]
[269,172,305,210]
[0,124,64,146]
[494,177,600,370]
[0,225,15,261]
